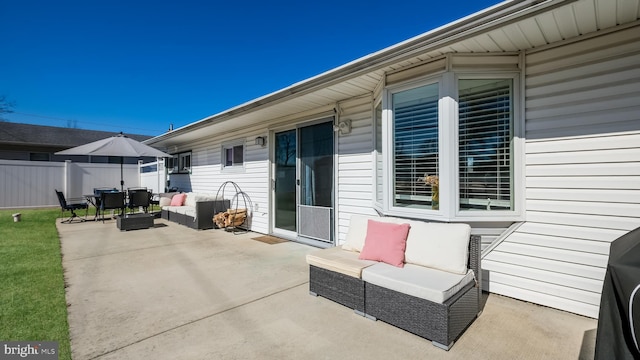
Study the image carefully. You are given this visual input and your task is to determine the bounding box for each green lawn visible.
[0,208,72,360]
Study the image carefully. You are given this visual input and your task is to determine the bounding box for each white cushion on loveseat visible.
[362,262,475,304]
[184,192,221,208]
[342,214,471,275]
[404,222,471,275]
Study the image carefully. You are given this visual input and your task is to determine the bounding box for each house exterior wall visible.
[160,21,638,320]
[167,125,271,234]
[482,25,640,318]
[335,96,379,244]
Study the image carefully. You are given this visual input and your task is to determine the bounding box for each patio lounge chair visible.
[55,190,88,223]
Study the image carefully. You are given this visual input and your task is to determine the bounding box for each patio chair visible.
[99,191,125,222]
[127,189,151,214]
[92,187,118,218]
[55,190,88,223]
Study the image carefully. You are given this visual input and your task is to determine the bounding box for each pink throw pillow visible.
[359,220,410,267]
[170,193,186,206]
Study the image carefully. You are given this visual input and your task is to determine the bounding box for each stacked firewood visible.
[213,208,247,228]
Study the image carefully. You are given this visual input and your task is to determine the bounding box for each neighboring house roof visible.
[147,0,640,147]
[0,122,151,149]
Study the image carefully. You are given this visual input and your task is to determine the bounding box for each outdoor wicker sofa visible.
[306,215,481,350]
[160,192,230,230]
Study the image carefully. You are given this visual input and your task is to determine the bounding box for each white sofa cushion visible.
[342,214,471,275]
[184,192,196,208]
[362,262,475,304]
[159,196,172,207]
[306,247,377,278]
[404,222,471,275]
[183,192,222,208]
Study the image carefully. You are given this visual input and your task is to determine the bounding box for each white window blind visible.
[458,79,513,211]
[392,83,439,208]
[375,102,383,204]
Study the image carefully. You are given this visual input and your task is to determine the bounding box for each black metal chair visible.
[99,191,125,222]
[127,189,151,214]
[55,190,88,223]
[92,187,118,219]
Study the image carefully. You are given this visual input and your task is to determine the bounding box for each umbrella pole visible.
[120,157,124,192]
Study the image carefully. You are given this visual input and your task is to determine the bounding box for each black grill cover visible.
[595,226,640,359]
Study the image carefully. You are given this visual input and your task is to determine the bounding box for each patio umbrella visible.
[55,132,171,191]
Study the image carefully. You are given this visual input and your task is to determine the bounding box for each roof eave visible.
[146,0,572,145]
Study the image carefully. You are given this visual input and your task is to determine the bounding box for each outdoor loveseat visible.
[160,192,229,230]
[306,214,481,350]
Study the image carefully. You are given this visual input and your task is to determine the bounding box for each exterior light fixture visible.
[255,136,266,147]
[334,119,352,135]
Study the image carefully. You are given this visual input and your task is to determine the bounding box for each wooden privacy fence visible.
[0,160,163,209]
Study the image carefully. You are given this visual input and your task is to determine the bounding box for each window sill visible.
[379,207,523,223]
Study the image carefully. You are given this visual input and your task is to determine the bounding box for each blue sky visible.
[1,0,502,136]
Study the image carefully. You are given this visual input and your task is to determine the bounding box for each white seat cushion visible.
[306,247,377,278]
[362,262,475,304]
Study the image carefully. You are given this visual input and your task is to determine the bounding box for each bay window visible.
[380,70,519,221]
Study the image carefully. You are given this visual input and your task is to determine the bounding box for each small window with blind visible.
[222,140,245,171]
[458,79,513,211]
[392,82,439,209]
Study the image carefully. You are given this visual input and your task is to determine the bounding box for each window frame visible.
[167,151,192,174]
[383,76,445,220]
[379,71,524,222]
[179,152,192,173]
[221,139,245,171]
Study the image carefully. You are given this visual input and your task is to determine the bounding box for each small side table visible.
[116,213,154,231]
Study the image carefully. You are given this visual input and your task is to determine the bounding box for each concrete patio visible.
[58,217,598,360]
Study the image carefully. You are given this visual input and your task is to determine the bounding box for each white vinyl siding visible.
[168,127,270,234]
[483,26,640,318]
[336,96,379,245]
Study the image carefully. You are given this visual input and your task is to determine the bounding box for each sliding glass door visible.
[272,119,334,244]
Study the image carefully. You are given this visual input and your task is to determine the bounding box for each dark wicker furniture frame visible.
[116,213,154,231]
[309,234,481,350]
[161,199,230,230]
